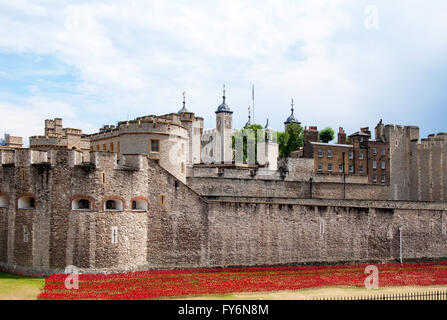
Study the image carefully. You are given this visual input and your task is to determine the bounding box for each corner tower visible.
[215,85,233,164]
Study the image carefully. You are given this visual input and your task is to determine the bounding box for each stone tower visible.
[382,123,419,200]
[215,85,233,164]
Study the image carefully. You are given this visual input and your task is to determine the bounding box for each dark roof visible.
[177,106,190,114]
[284,112,300,125]
[215,100,233,114]
[264,118,273,130]
[348,131,370,137]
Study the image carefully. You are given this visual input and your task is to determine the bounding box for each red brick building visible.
[302,123,390,185]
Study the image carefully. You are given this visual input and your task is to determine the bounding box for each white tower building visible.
[215,85,233,164]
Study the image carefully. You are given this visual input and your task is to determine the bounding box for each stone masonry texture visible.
[0,149,446,275]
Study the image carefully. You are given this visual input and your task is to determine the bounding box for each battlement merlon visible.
[0,149,152,173]
[63,128,83,136]
[29,136,68,146]
[383,124,420,142]
[0,149,49,166]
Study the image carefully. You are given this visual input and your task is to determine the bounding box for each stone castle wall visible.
[0,149,207,274]
[410,133,447,202]
[381,125,447,202]
[187,176,389,200]
[205,198,447,267]
[0,149,446,276]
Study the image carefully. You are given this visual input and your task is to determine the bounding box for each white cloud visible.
[0,96,96,144]
[0,0,446,138]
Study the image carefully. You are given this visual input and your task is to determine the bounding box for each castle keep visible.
[0,89,446,275]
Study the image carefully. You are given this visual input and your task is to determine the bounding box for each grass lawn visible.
[0,272,44,300]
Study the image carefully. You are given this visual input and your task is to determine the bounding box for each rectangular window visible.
[150,139,160,153]
[373,160,377,169]
[338,164,344,172]
[318,163,323,171]
[328,150,332,158]
[359,165,364,174]
[103,144,106,151]
[96,145,100,151]
[160,194,166,205]
[373,174,377,182]
[381,175,386,183]
[318,149,323,158]
[372,148,377,155]
[359,152,363,160]
[349,165,354,173]
[328,163,333,172]
[181,162,185,174]
[111,227,118,244]
[110,143,114,152]
[381,161,386,169]
[348,151,353,159]
[381,149,386,156]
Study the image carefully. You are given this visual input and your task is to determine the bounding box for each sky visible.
[0,0,446,145]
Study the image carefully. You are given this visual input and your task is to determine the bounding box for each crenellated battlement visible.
[87,118,189,141]
[0,149,149,172]
[0,149,49,167]
[412,133,447,150]
[30,135,69,146]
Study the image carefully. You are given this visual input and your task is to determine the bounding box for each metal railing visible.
[317,290,447,300]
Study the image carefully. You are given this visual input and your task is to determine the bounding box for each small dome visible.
[216,101,232,113]
[215,84,233,114]
[177,91,190,114]
[177,105,190,114]
[284,98,300,125]
[284,113,299,125]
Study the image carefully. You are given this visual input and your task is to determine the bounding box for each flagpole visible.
[252,85,255,124]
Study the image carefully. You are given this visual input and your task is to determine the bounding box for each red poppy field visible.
[38,262,447,300]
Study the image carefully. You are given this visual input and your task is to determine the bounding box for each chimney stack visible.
[337,127,347,144]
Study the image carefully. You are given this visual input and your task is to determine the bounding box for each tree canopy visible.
[278,122,303,158]
[232,124,263,164]
[319,127,335,143]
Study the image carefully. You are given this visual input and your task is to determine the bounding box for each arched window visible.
[131,199,148,211]
[72,199,92,210]
[18,196,36,210]
[0,195,8,208]
[104,199,123,211]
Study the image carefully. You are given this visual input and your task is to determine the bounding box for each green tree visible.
[319,127,335,143]
[278,122,303,158]
[232,124,263,163]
